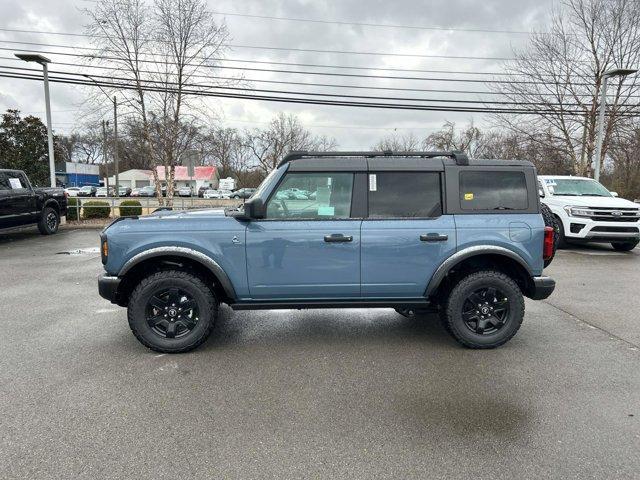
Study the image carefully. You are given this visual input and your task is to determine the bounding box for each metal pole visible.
[42,63,56,187]
[113,96,119,197]
[102,120,109,191]
[593,74,609,182]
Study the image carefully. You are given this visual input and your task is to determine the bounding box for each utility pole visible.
[102,120,109,191]
[113,96,119,197]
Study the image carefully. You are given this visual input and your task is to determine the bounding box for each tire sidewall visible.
[128,273,215,352]
[447,273,524,347]
[39,207,59,234]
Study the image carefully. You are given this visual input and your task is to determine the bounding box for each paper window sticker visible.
[464,193,474,200]
[318,206,335,216]
[9,177,23,189]
[369,174,377,191]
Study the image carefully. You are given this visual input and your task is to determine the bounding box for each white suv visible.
[539,175,640,251]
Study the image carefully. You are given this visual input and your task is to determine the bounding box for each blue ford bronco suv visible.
[98,151,556,352]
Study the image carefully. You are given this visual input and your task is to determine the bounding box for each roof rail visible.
[278,150,469,168]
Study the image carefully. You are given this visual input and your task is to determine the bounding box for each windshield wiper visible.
[580,193,606,196]
[493,206,516,210]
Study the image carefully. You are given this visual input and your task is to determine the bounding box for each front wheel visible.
[128,270,217,353]
[37,207,59,235]
[611,240,639,251]
[440,271,525,349]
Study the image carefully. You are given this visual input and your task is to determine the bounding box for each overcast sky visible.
[0,0,555,149]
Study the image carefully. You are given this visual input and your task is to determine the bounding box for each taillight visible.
[101,237,108,264]
[543,226,554,260]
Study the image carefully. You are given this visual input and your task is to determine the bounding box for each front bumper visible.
[562,218,640,242]
[528,276,555,300]
[98,274,121,303]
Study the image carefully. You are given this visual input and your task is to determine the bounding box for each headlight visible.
[563,206,592,217]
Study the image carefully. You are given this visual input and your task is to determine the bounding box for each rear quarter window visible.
[459,171,528,211]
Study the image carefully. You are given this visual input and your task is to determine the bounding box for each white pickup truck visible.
[539,175,640,251]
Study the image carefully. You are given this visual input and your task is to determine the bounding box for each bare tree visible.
[244,113,337,173]
[85,0,231,205]
[372,132,422,151]
[423,121,489,157]
[494,0,640,177]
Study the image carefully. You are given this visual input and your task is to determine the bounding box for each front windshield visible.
[547,178,612,197]
[250,168,280,199]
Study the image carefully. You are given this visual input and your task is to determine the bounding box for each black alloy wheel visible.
[145,287,200,339]
[461,287,510,335]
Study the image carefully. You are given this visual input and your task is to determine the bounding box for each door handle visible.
[420,233,448,242]
[324,234,353,243]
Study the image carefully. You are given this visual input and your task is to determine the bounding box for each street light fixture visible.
[83,74,120,197]
[593,68,638,182]
[15,53,56,188]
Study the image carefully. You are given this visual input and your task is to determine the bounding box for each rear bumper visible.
[98,274,121,304]
[528,276,556,300]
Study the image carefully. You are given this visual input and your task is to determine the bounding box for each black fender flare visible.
[42,198,60,212]
[424,245,533,297]
[120,246,237,300]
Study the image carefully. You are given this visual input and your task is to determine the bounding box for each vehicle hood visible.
[546,195,639,208]
[105,208,237,234]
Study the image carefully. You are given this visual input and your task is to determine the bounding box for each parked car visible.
[65,187,81,197]
[197,185,211,198]
[118,186,132,197]
[98,150,556,353]
[230,188,256,199]
[0,169,67,235]
[203,189,221,199]
[219,189,232,199]
[96,187,115,197]
[177,186,192,197]
[137,186,157,197]
[77,185,97,197]
[130,188,142,197]
[539,175,640,251]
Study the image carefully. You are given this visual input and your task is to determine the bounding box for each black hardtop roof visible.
[279,150,535,170]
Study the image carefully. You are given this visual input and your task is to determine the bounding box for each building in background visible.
[155,166,219,192]
[56,162,100,187]
[103,169,153,189]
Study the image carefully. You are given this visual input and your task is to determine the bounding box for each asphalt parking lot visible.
[1,228,638,479]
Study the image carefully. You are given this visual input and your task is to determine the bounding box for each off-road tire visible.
[37,207,59,235]
[441,270,525,349]
[540,203,558,266]
[128,270,217,353]
[611,240,639,252]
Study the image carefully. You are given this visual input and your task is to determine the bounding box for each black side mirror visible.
[226,197,265,220]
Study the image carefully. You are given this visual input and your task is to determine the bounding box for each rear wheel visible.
[611,240,639,251]
[440,270,525,349]
[128,270,217,353]
[37,207,59,235]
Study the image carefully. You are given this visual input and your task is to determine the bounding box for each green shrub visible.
[82,200,111,219]
[119,200,142,217]
[67,197,79,221]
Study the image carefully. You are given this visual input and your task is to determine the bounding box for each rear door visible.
[0,171,36,228]
[246,170,362,299]
[361,163,456,298]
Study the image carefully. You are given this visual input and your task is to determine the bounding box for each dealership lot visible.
[0,229,638,479]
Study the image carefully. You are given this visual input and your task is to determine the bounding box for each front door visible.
[246,171,361,299]
[361,171,456,297]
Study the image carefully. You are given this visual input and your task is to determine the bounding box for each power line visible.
[209,11,536,35]
[0,27,520,60]
[0,41,604,87]
[3,69,634,117]
[0,65,613,109]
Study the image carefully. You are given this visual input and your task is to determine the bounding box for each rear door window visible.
[459,171,528,211]
[368,172,442,218]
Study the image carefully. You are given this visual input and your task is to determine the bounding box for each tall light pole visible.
[15,53,56,187]
[83,75,119,197]
[593,68,637,182]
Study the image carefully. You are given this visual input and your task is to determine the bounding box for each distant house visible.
[104,169,153,189]
[155,166,219,192]
[105,166,219,191]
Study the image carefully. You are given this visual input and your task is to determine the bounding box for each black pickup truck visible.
[0,169,67,235]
